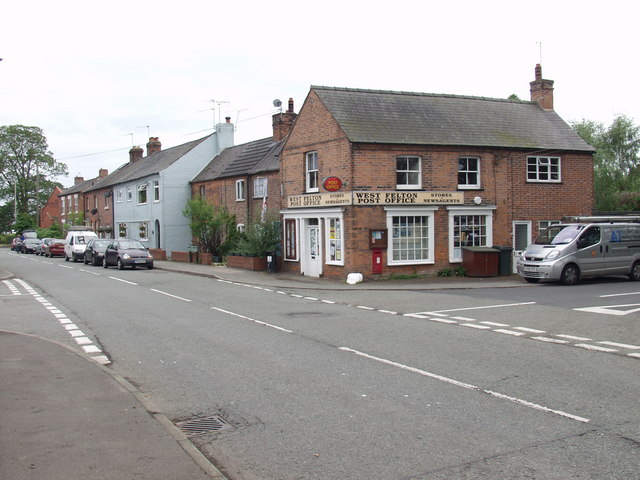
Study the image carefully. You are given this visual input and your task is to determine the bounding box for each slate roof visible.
[61,176,102,195]
[192,137,283,183]
[312,86,595,152]
[85,135,212,192]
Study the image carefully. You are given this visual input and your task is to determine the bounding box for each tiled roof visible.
[312,86,595,152]
[192,137,282,182]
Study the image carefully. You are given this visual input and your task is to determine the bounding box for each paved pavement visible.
[0,257,525,479]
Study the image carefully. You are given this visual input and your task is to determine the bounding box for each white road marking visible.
[150,288,192,302]
[629,353,640,359]
[575,344,619,353]
[339,347,590,423]
[494,329,526,336]
[108,276,138,285]
[598,341,640,350]
[429,302,536,314]
[357,305,375,310]
[463,323,491,330]
[378,309,398,315]
[211,307,292,333]
[79,269,100,275]
[555,334,592,341]
[600,291,640,297]
[574,303,640,316]
[514,327,546,334]
[532,336,570,344]
[480,321,510,327]
[428,318,458,324]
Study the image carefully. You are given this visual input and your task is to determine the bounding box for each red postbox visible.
[372,248,383,274]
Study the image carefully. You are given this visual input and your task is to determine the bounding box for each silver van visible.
[516,217,640,285]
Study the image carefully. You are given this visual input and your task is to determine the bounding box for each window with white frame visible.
[326,217,343,264]
[74,194,79,212]
[253,177,267,198]
[458,157,480,189]
[116,188,123,203]
[61,196,66,215]
[137,184,147,204]
[127,187,133,202]
[396,156,421,190]
[236,179,245,201]
[527,156,561,182]
[153,180,160,202]
[385,208,435,264]
[199,185,205,199]
[118,223,127,238]
[539,220,560,231]
[306,151,319,193]
[93,195,98,209]
[138,221,148,241]
[448,207,494,262]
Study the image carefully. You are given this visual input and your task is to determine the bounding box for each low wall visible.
[226,255,267,271]
[149,248,166,261]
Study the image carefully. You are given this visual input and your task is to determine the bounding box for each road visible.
[2,248,639,479]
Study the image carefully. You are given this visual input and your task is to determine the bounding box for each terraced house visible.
[278,65,595,279]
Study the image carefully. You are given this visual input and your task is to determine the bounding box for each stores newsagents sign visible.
[287,191,463,208]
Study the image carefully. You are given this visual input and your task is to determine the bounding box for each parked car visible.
[84,238,111,266]
[36,238,54,256]
[21,238,41,254]
[103,239,154,270]
[44,239,66,258]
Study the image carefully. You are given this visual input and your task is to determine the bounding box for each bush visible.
[183,199,239,256]
[235,218,280,257]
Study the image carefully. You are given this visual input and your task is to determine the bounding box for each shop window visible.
[285,219,297,260]
[385,208,435,264]
[448,207,494,262]
[327,217,343,264]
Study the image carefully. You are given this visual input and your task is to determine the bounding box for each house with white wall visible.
[96,119,234,254]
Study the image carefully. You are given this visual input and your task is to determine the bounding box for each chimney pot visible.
[146,137,162,156]
[530,64,554,110]
[225,116,231,123]
[74,176,84,185]
[288,98,294,113]
[129,146,144,163]
[99,168,108,178]
[272,97,297,142]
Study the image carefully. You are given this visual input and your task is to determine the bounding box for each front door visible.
[305,221,322,277]
[513,221,532,273]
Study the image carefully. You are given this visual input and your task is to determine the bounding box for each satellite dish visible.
[273,99,282,108]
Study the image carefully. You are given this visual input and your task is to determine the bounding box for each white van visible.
[64,229,98,262]
[516,217,640,285]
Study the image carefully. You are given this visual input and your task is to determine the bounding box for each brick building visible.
[58,169,110,233]
[192,99,297,228]
[39,185,63,229]
[279,65,595,279]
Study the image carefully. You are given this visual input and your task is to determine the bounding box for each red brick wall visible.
[279,91,594,279]
[40,186,62,229]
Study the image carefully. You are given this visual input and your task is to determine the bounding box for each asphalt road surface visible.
[2,249,639,479]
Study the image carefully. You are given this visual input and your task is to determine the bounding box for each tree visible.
[183,198,238,257]
[571,115,640,212]
[0,125,68,224]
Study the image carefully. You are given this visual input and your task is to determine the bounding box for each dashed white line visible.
[149,288,192,302]
[598,341,640,350]
[430,302,536,313]
[211,306,292,333]
[357,305,375,311]
[555,334,592,341]
[339,347,590,423]
[480,321,510,327]
[514,327,546,334]
[494,329,526,336]
[575,344,619,353]
[532,336,570,344]
[108,276,138,285]
[463,323,491,330]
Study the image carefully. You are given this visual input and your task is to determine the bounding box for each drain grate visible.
[175,415,234,437]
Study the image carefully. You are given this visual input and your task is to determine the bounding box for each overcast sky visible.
[1,1,637,188]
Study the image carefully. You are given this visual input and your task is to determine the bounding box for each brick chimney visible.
[74,176,84,185]
[98,168,108,178]
[146,137,161,156]
[272,98,297,142]
[129,146,144,162]
[530,64,554,110]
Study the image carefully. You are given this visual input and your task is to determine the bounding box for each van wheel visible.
[560,264,580,285]
[524,278,540,283]
[65,254,69,262]
[629,261,640,281]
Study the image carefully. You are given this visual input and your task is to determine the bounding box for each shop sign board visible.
[287,191,464,208]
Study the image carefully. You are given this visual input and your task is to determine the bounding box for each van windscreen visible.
[535,225,584,245]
